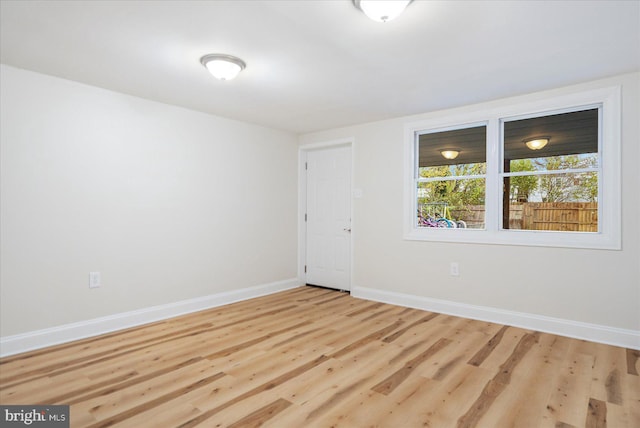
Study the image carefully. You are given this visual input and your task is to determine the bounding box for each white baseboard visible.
[0,278,301,358]
[352,286,640,350]
[3,281,636,357]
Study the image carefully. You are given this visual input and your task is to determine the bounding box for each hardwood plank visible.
[555,422,577,428]
[0,290,301,377]
[371,338,451,395]
[470,326,531,374]
[64,357,203,405]
[273,341,396,426]
[177,354,330,428]
[586,397,608,428]
[1,286,638,427]
[1,305,300,389]
[382,364,493,427]
[482,333,570,427]
[430,331,489,381]
[382,312,439,343]
[73,359,223,421]
[222,343,332,391]
[345,302,384,317]
[456,332,539,427]
[428,365,496,426]
[413,317,489,380]
[113,403,202,428]
[85,371,225,428]
[279,349,371,407]
[203,320,312,360]
[467,325,509,366]
[588,342,627,404]
[545,346,596,427]
[605,368,623,405]
[627,348,640,376]
[226,398,292,428]
[311,293,350,306]
[328,319,405,359]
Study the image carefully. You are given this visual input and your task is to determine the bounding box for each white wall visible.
[300,73,640,343]
[0,65,298,338]
[2,65,637,352]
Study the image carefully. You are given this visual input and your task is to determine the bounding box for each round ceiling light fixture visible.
[353,0,412,22]
[200,54,246,81]
[524,137,550,150]
[441,150,460,160]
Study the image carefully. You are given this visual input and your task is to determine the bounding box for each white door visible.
[305,146,351,290]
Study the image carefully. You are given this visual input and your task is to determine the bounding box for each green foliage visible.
[536,155,598,202]
[416,154,598,222]
[418,163,485,214]
[509,159,538,202]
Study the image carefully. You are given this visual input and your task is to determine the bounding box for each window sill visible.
[403,227,620,250]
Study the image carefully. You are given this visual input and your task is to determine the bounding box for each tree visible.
[536,155,598,202]
[509,159,538,202]
[417,163,486,215]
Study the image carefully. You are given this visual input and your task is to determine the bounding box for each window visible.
[404,86,621,249]
[416,124,487,229]
[501,108,599,232]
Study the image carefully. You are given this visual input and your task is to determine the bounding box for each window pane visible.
[502,108,599,231]
[418,125,486,168]
[416,124,486,229]
[417,178,486,229]
[504,171,598,231]
[503,108,598,164]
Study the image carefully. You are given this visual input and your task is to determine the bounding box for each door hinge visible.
[305,162,308,170]
[305,213,307,222]
[304,265,307,273]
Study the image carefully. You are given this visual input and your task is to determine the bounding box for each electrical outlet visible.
[89,272,101,288]
[450,262,459,277]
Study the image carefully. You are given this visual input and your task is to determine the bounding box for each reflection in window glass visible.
[502,108,599,232]
[416,125,486,229]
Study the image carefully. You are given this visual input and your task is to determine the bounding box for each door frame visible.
[298,138,354,290]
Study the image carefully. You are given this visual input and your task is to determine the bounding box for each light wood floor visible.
[1,286,638,427]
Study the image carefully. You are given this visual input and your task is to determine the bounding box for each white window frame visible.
[403,86,621,250]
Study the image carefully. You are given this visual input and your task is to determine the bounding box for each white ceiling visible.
[1,1,639,134]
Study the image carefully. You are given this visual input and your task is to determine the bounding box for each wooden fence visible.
[511,202,598,231]
[450,202,598,231]
[449,205,485,229]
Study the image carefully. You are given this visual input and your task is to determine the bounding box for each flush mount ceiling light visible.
[441,150,460,160]
[200,54,246,81]
[353,0,412,22]
[524,137,549,150]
